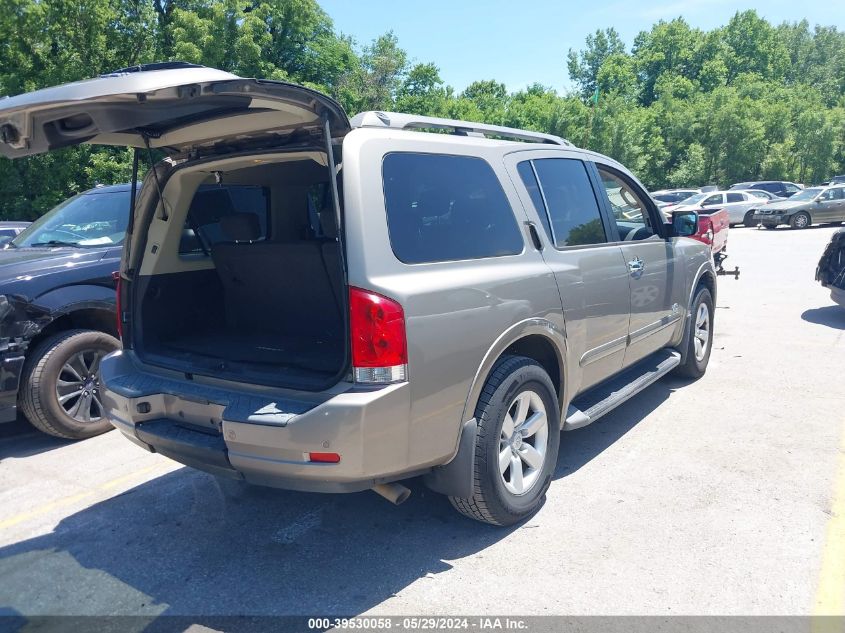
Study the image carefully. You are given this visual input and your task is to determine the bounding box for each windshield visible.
[11,189,130,248]
[789,187,822,202]
[679,193,708,205]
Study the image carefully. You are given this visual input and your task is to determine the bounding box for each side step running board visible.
[564,349,681,430]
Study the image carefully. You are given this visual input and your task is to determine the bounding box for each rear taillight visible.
[112,271,122,339]
[349,287,407,384]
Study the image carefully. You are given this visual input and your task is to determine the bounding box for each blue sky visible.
[318,0,845,94]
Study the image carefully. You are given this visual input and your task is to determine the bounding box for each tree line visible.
[1,0,844,219]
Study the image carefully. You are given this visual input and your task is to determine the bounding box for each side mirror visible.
[671,210,698,237]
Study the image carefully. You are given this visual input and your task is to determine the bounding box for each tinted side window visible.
[726,193,744,203]
[703,194,723,206]
[181,185,270,254]
[517,161,552,240]
[528,158,606,247]
[382,153,523,264]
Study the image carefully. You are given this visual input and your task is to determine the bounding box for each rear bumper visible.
[100,350,424,493]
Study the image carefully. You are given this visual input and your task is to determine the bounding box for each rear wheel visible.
[673,286,713,379]
[790,212,811,229]
[19,329,120,439]
[449,355,560,526]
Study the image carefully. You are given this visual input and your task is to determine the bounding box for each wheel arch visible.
[459,319,568,425]
[27,303,118,356]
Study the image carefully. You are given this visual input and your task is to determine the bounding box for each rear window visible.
[382,153,523,264]
[726,193,744,203]
[180,185,270,254]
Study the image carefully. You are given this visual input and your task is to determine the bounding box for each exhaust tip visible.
[372,482,411,505]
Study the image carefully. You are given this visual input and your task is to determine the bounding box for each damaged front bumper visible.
[0,294,51,422]
[816,228,845,308]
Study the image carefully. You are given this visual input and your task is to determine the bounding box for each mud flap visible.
[423,418,477,498]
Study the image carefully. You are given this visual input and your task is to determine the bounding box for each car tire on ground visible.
[449,355,560,526]
[673,286,714,379]
[790,212,811,229]
[19,329,120,440]
[743,210,758,227]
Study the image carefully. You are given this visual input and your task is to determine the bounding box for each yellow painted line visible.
[0,461,168,531]
[0,490,95,530]
[814,419,845,621]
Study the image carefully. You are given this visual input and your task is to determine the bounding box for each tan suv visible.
[0,64,716,525]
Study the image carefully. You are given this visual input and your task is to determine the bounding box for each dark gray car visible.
[753,185,845,229]
[0,64,716,525]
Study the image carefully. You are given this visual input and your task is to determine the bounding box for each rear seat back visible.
[211,215,342,340]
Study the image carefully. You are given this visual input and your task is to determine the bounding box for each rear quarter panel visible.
[341,129,565,468]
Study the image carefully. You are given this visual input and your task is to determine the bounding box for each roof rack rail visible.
[350,111,572,146]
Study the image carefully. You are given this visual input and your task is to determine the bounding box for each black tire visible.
[763,223,778,230]
[673,286,714,379]
[743,210,758,227]
[789,212,811,229]
[449,355,560,526]
[19,329,120,439]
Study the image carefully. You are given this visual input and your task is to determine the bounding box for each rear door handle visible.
[627,257,644,274]
[525,221,543,251]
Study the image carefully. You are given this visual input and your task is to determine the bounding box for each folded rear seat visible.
[210,214,343,371]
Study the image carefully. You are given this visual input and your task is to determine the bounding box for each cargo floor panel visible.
[159,330,343,374]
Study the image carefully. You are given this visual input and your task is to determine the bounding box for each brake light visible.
[349,287,407,384]
[112,271,122,339]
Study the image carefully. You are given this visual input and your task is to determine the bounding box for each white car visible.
[674,190,772,226]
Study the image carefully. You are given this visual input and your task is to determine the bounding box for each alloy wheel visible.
[694,303,710,362]
[499,390,549,496]
[55,349,107,423]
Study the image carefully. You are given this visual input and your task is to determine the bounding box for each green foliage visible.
[1,2,844,221]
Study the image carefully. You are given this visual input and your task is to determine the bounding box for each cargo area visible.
[132,152,347,391]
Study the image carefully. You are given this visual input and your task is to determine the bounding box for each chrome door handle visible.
[627,257,644,274]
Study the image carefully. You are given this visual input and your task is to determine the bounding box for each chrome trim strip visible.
[580,335,628,367]
[628,314,682,346]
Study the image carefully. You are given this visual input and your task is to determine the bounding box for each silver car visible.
[0,64,716,525]
[754,184,845,229]
[674,190,771,226]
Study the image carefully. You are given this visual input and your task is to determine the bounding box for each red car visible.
[688,208,739,279]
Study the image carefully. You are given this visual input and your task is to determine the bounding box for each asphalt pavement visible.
[1,224,843,621]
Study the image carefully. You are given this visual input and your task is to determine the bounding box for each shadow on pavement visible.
[0,378,678,622]
[0,416,77,460]
[801,305,845,330]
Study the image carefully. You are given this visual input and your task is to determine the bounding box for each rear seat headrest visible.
[219,214,261,242]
